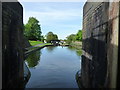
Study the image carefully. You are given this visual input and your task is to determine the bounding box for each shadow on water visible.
[26,50,41,68]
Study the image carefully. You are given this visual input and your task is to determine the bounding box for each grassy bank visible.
[29,40,43,46]
[25,41,52,55]
[67,41,82,56]
[69,41,82,49]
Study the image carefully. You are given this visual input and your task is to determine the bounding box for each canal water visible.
[25,46,81,88]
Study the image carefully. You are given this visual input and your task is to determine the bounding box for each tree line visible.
[24,17,82,44]
[24,17,58,43]
[66,30,82,44]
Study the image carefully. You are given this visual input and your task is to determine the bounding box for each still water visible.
[25,46,81,88]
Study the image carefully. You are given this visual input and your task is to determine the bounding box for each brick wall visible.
[0,1,2,89]
[82,1,119,88]
[2,2,24,88]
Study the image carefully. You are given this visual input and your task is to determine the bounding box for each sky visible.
[19,1,86,39]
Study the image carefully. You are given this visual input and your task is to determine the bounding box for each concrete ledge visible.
[24,45,53,59]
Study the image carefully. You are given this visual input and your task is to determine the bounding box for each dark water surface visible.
[25,46,81,88]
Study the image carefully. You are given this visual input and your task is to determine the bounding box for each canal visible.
[25,46,81,88]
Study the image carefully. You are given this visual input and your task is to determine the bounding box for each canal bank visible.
[68,42,82,56]
[69,41,82,49]
[24,43,53,57]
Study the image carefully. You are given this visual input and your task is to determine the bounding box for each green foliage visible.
[46,32,58,43]
[41,35,44,43]
[66,34,76,44]
[24,17,42,40]
[66,30,82,44]
[68,46,82,56]
[26,50,41,68]
[75,30,82,41]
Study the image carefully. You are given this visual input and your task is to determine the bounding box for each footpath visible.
[24,43,52,56]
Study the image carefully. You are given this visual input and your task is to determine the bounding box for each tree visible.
[53,34,58,40]
[75,30,82,41]
[66,34,76,44]
[41,35,44,42]
[46,32,58,43]
[24,17,42,40]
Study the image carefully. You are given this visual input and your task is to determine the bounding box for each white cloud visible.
[22,2,83,39]
[23,7,83,25]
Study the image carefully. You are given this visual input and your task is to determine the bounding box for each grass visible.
[69,41,82,50]
[37,43,52,47]
[29,40,43,46]
[25,42,52,54]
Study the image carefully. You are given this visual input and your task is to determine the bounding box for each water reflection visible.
[25,46,81,88]
[26,50,41,68]
[46,46,57,52]
[76,50,82,56]
[68,46,82,56]
[26,46,81,68]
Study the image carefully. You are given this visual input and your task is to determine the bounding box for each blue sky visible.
[20,2,85,39]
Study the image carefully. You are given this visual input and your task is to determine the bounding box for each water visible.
[25,46,81,88]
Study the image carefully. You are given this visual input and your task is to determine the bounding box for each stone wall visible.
[106,1,119,88]
[82,1,119,88]
[0,1,2,89]
[2,2,24,88]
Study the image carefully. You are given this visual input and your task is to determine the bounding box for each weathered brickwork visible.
[0,1,2,89]
[82,1,119,88]
[2,2,24,88]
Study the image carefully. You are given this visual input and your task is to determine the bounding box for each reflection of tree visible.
[46,46,57,52]
[76,50,82,56]
[68,46,82,56]
[26,50,41,68]
[68,46,76,51]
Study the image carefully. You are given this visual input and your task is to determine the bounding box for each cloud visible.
[22,2,84,39]
[23,7,83,24]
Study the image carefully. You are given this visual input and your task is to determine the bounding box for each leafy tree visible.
[75,30,82,41]
[46,32,58,43]
[24,17,42,40]
[41,35,44,42]
[46,32,54,43]
[66,34,76,44]
[53,34,58,40]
